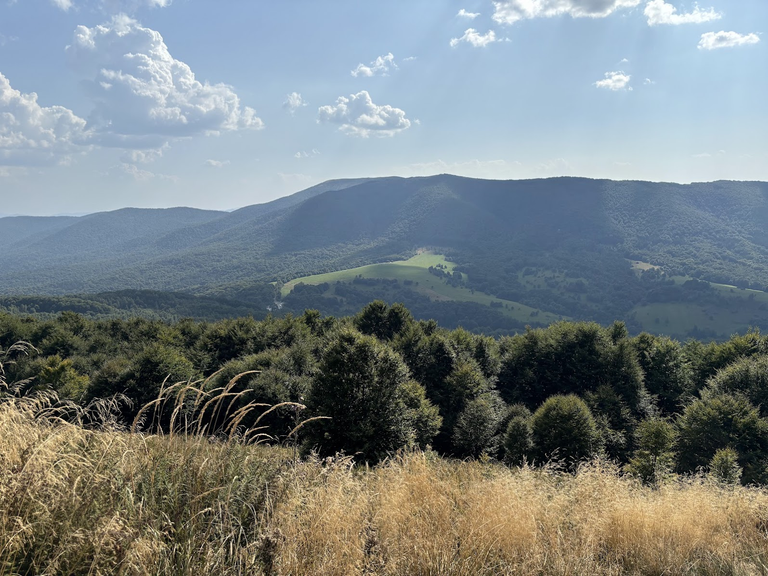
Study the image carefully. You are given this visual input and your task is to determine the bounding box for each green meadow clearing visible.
[282,252,564,325]
[631,279,768,338]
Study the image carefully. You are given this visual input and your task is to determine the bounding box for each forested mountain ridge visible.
[3,175,768,337]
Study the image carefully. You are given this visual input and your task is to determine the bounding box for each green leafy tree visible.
[451,394,505,458]
[499,322,645,414]
[355,300,414,341]
[503,404,533,466]
[400,379,442,449]
[530,394,601,467]
[112,344,196,420]
[37,355,90,401]
[707,355,768,417]
[304,329,433,462]
[633,333,692,415]
[676,392,768,484]
[626,418,676,486]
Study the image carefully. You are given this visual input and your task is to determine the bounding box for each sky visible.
[0,0,765,216]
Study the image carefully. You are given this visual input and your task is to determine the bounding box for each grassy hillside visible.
[3,396,768,576]
[283,252,563,326]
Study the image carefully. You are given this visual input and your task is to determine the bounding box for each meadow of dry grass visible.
[3,394,768,576]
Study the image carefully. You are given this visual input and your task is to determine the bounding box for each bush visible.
[709,447,743,485]
[530,394,601,466]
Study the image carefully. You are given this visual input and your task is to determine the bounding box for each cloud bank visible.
[493,0,641,24]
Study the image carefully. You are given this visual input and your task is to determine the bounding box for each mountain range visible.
[3,175,768,338]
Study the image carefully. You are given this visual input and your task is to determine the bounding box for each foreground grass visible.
[3,398,768,575]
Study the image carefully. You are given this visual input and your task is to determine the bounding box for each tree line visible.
[3,302,768,484]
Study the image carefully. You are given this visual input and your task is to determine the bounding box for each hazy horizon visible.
[3,172,768,218]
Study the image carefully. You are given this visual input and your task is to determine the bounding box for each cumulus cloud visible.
[450,28,497,47]
[51,0,74,9]
[66,15,263,149]
[351,53,397,77]
[698,31,760,50]
[317,91,411,138]
[0,72,91,166]
[283,92,307,113]
[493,0,641,24]
[457,8,480,19]
[645,0,721,26]
[205,159,230,168]
[595,71,632,91]
[295,149,320,159]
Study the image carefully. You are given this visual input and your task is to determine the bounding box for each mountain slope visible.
[3,175,768,335]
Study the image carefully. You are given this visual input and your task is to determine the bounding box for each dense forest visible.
[3,301,768,485]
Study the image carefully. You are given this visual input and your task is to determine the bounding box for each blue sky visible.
[0,0,765,215]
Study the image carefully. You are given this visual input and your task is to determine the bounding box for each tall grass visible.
[3,392,768,575]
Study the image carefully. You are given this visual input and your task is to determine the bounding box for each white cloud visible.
[66,15,263,149]
[318,91,411,138]
[403,56,417,62]
[283,92,307,113]
[450,28,497,48]
[50,0,73,9]
[619,57,630,63]
[295,149,320,159]
[595,70,632,91]
[493,0,641,24]
[645,0,721,26]
[698,31,760,50]
[457,8,480,19]
[351,53,397,77]
[644,77,655,84]
[0,72,91,166]
[205,159,230,168]
[120,143,168,163]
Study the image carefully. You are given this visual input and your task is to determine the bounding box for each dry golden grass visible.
[3,394,768,575]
